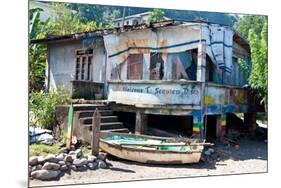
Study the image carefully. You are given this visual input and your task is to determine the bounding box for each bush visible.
[29,87,71,130]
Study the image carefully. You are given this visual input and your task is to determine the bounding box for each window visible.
[75,49,93,81]
[166,50,197,81]
[127,54,143,80]
[150,53,164,80]
[126,21,130,25]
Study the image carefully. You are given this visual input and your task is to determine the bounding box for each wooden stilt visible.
[135,111,147,135]
[92,108,101,156]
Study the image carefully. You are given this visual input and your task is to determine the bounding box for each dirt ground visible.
[29,137,267,187]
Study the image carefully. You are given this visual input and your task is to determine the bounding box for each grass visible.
[29,143,60,157]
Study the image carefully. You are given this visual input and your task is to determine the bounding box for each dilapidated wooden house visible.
[33,20,256,141]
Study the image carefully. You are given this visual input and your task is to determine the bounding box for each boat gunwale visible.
[99,136,204,154]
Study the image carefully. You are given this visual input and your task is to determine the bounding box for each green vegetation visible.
[29,87,71,129]
[29,143,60,157]
[235,16,268,113]
[148,9,165,23]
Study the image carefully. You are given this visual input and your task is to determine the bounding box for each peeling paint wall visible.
[48,41,82,92]
[92,40,106,83]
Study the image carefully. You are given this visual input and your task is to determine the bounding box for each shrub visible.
[29,86,71,130]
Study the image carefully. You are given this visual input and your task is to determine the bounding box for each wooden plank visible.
[91,109,101,156]
[66,104,74,149]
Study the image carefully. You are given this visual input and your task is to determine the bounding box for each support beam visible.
[135,111,147,135]
[220,113,227,140]
[196,42,206,82]
[192,113,203,138]
[244,113,257,136]
[216,114,225,141]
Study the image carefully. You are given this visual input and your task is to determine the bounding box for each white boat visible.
[99,132,210,164]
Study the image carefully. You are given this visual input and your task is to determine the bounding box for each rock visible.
[59,147,68,154]
[64,155,73,163]
[56,153,66,161]
[70,165,77,171]
[74,149,83,158]
[208,148,215,153]
[68,151,76,155]
[37,157,46,164]
[87,155,97,163]
[97,160,108,169]
[87,162,98,170]
[29,157,38,166]
[58,161,65,166]
[97,153,107,161]
[60,165,68,171]
[45,154,59,163]
[70,145,76,151]
[42,162,60,171]
[66,162,72,166]
[31,170,61,180]
[73,158,88,167]
[31,164,42,172]
[77,165,88,171]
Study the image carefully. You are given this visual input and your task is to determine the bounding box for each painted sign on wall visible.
[108,81,201,105]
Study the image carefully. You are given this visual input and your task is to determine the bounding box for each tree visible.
[235,15,268,113]
[248,20,268,112]
[148,9,165,23]
[29,8,49,92]
[48,3,97,35]
[236,15,267,39]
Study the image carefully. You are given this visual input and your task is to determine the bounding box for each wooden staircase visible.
[72,104,129,144]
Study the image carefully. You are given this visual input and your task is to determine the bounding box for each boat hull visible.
[99,133,204,164]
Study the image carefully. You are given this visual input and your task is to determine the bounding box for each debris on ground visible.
[29,145,110,181]
[29,127,54,145]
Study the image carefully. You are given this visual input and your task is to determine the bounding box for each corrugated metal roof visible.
[31,19,250,54]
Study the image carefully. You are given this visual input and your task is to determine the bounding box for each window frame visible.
[74,49,93,81]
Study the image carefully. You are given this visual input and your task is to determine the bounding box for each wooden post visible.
[244,113,257,136]
[135,111,147,135]
[192,112,202,138]
[66,104,74,149]
[216,114,222,141]
[92,108,101,156]
[220,113,226,140]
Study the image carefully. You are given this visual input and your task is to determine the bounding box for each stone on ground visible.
[31,170,61,180]
[45,154,59,163]
[29,157,38,166]
[42,162,60,171]
[73,158,88,167]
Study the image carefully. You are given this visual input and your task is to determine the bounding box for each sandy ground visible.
[30,137,267,187]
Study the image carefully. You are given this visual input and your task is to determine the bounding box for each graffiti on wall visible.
[108,82,201,105]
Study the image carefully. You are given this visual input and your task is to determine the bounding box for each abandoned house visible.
[32,20,257,142]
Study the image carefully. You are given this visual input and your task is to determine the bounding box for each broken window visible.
[127,54,143,80]
[166,50,197,81]
[150,53,164,80]
[75,49,93,81]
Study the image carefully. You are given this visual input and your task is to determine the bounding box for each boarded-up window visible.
[127,54,143,80]
[75,49,93,81]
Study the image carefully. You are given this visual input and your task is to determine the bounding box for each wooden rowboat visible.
[99,132,211,164]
